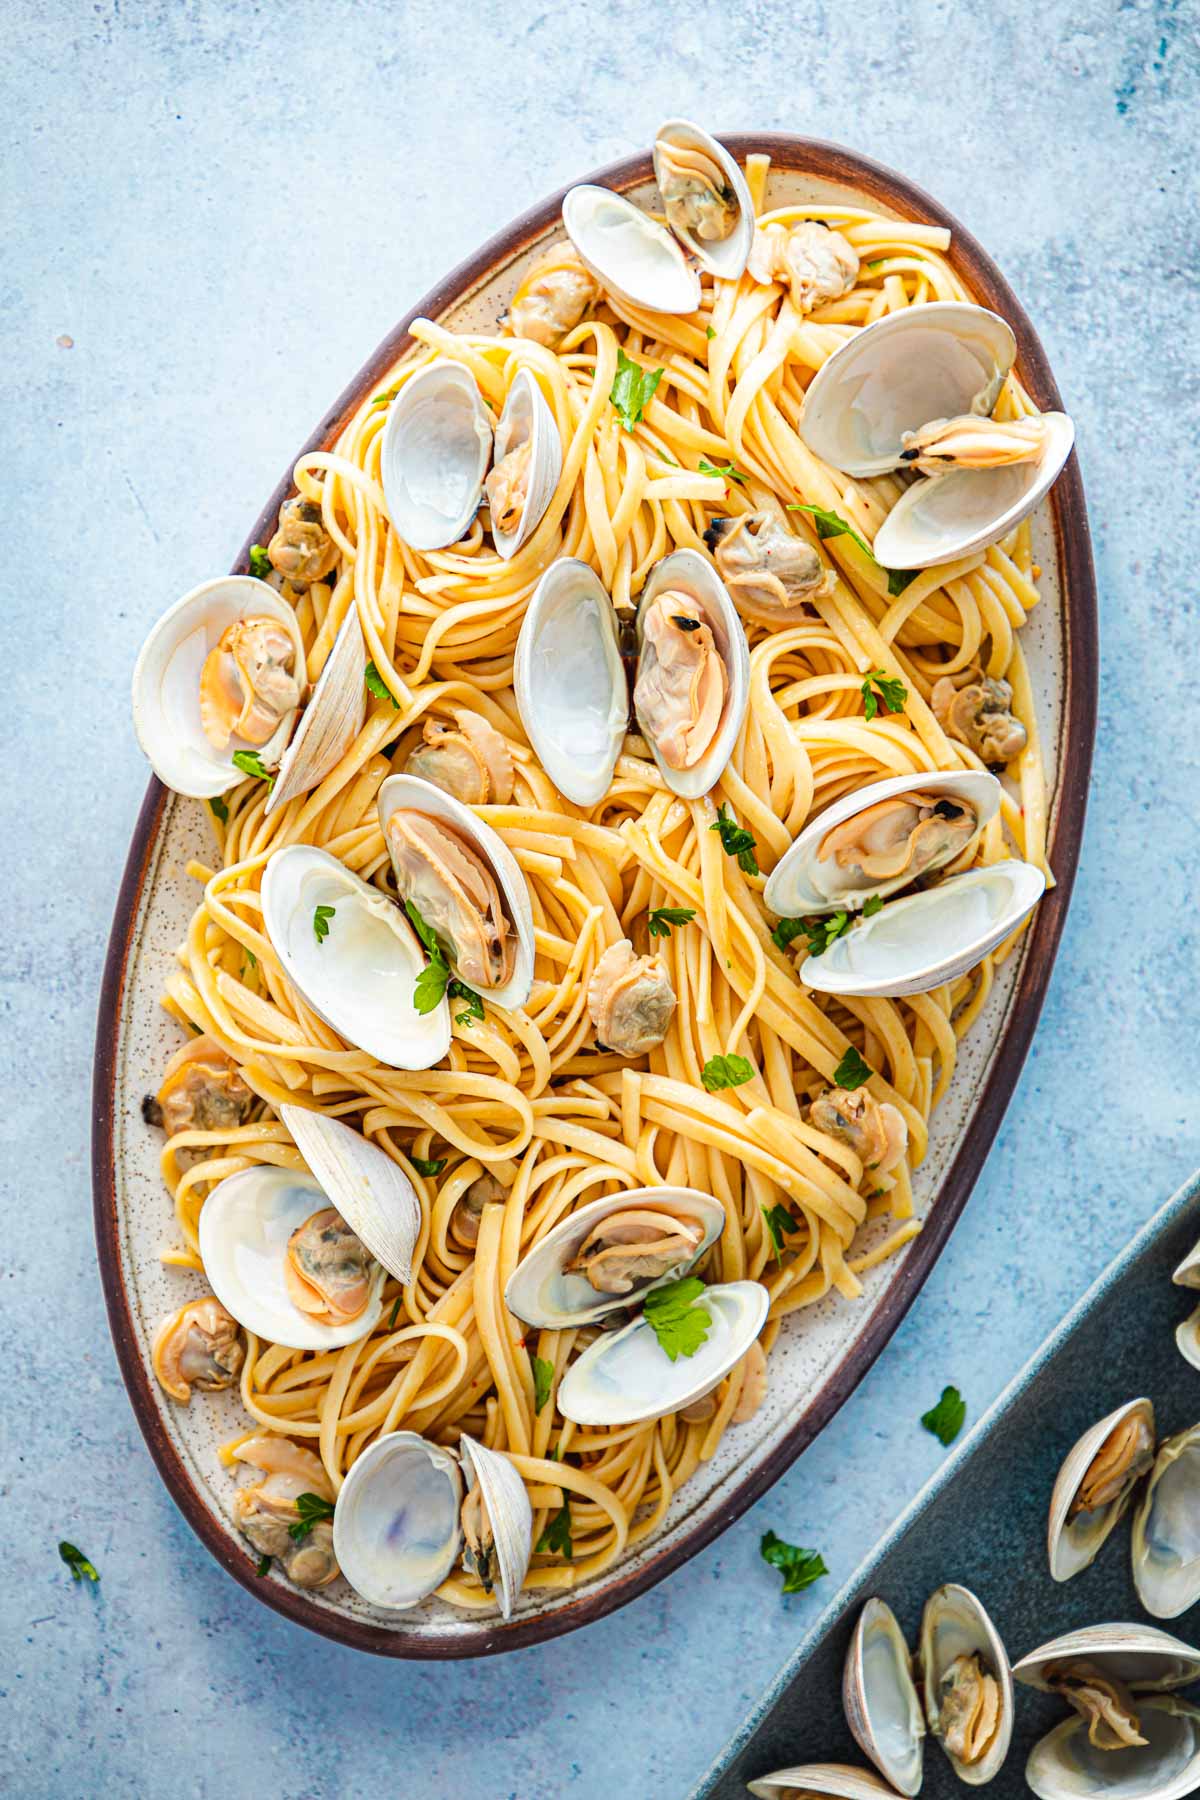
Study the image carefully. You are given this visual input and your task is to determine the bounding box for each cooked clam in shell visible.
[932,669,1028,766]
[705,511,834,623]
[919,1583,1013,1785]
[506,242,599,348]
[151,1296,244,1404]
[747,219,860,313]
[1046,1397,1156,1582]
[587,939,676,1057]
[402,708,515,807]
[1132,1424,1200,1619]
[232,1436,340,1590]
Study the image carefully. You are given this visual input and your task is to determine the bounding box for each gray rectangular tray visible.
[690,1167,1200,1799]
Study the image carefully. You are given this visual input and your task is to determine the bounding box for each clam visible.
[132,575,307,799]
[651,118,754,281]
[1026,1697,1200,1800]
[556,1279,768,1427]
[377,772,535,1012]
[458,1436,533,1620]
[918,1584,1013,1785]
[506,241,600,348]
[747,1765,903,1799]
[513,558,629,807]
[380,357,494,551]
[261,844,451,1069]
[704,511,835,626]
[587,939,676,1057]
[151,1296,244,1403]
[1171,1244,1200,1371]
[266,495,338,589]
[633,550,750,799]
[401,707,516,806]
[280,1104,422,1284]
[561,183,701,315]
[450,1170,505,1250]
[1046,1397,1156,1582]
[197,1166,385,1351]
[231,1436,340,1589]
[265,606,367,815]
[810,1087,908,1175]
[842,1598,925,1795]
[747,218,860,313]
[142,1033,253,1138]
[485,367,562,559]
[1132,1425,1200,1619]
[1013,1623,1200,1698]
[504,1188,726,1330]
[931,669,1028,766]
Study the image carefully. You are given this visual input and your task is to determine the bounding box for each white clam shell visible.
[458,1436,532,1621]
[1132,1426,1200,1619]
[557,1279,768,1428]
[1013,1622,1200,1694]
[514,557,627,807]
[561,183,701,314]
[504,1187,727,1329]
[198,1166,384,1351]
[490,367,562,559]
[764,771,1002,918]
[131,575,307,799]
[1046,1397,1156,1583]
[280,1103,421,1285]
[842,1598,925,1796]
[635,548,750,800]
[1177,1307,1200,1372]
[652,118,754,282]
[332,1431,463,1610]
[747,1765,903,1800]
[874,411,1075,570]
[798,302,1018,479]
[376,772,535,1012]
[380,357,494,551]
[918,1582,1013,1786]
[261,844,450,1069]
[266,606,366,814]
[1172,1240,1200,1289]
[1026,1696,1200,1800]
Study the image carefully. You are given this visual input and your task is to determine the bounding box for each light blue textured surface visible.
[3,4,1198,1797]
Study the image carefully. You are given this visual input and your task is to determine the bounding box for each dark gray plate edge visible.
[687,1163,1200,1800]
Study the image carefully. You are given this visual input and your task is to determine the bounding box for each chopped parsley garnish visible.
[531,1355,555,1414]
[414,957,450,1014]
[647,906,696,937]
[411,1155,446,1179]
[887,567,917,596]
[701,1053,755,1092]
[863,894,884,918]
[537,1500,573,1558]
[370,384,399,409]
[706,325,717,339]
[921,1385,967,1447]
[762,1203,800,1262]
[833,1046,873,1090]
[770,916,807,954]
[803,911,851,958]
[364,660,400,707]
[288,1492,336,1544]
[386,1295,403,1330]
[255,1554,272,1577]
[58,1541,100,1584]
[248,543,272,580]
[760,1530,828,1595]
[710,803,759,875]
[861,669,908,722]
[405,901,465,1015]
[451,982,485,1026]
[787,501,874,560]
[312,903,335,945]
[698,457,746,484]
[643,1276,712,1361]
[609,347,663,432]
[231,749,274,788]
[208,795,229,825]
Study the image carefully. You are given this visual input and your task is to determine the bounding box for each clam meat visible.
[654,134,738,242]
[506,243,599,349]
[810,1087,908,1174]
[151,1296,244,1404]
[384,808,514,991]
[633,591,728,771]
[932,670,1028,765]
[232,1436,339,1589]
[484,436,531,536]
[899,414,1051,474]
[283,1208,373,1326]
[1046,1397,1156,1583]
[266,495,338,589]
[587,939,676,1056]
[1070,1408,1156,1519]
[402,708,516,806]
[198,615,302,752]
[938,1653,1003,1769]
[1046,1661,1148,1751]
[705,513,834,618]
[450,1170,506,1249]
[814,791,979,903]
[564,1206,705,1296]
[143,1035,253,1139]
[747,219,860,312]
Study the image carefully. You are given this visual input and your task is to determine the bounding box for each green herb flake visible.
[450,980,485,1025]
[801,911,853,959]
[770,916,807,954]
[386,1295,403,1331]
[887,567,918,597]
[647,906,696,938]
[208,795,229,825]
[287,1492,336,1544]
[833,1046,873,1090]
[863,894,884,918]
[255,1554,272,1577]
[787,501,874,560]
[58,1541,100,1584]
[537,1500,573,1558]
[701,1052,755,1093]
[760,1530,828,1595]
[710,803,759,876]
[861,668,908,722]
[248,544,272,580]
[698,457,746,485]
[921,1385,967,1447]
[364,660,400,707]
[411,1155,446,1179]
[609,347,664,433]
[244,947,257,969]
[414,957,450,1014]
[531,1355,555,1414]
[370,384,399,410]
[706,325,717,339]
[762,1202,800,1262]
[642,1275,712,1362]
[231,749,275,789]
[312,903,335,945]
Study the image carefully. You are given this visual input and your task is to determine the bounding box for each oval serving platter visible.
[93,135,1097,1658]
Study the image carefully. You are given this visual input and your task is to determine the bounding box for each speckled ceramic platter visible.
[690,1167,1200,1800]
[93,137,1098,1658]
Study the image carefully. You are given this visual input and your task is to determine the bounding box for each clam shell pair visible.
[1171,1237,1200,1370]
[799,302,1075,569]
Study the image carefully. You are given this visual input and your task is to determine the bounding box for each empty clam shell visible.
[561,183,701,315]
[1176,1308,1200,1372]
[333,1431,463,1610]
[843,1598,925,1796]
[260,844,451,1069]
[280,1104,421,1284]
[380,357,494,551]
[919,1583,1013,1786]
[1173,1240,1200,1289]
[634,548,750,800]
[488,367,562,559]
[651,117,754,282]
[514,557,628,807]
[747,1765,903,1800]
[458,1436,532,1621]
[132,575,307,800]
[266,606,366,814]
[1046,1397,1156,1583]
[1132,1425,1200,1619]
[1026,1695,1200,1800]
[1013,1622,1200,1694]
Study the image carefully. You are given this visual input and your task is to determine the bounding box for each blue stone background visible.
[3,3,1197,1795]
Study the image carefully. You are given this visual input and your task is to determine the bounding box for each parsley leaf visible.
[248,543,272,580]
[386,1294,403,1330]
[371,384,399,409]
[414,957,450,1014]
[58,1541,100,1584]
[861,669,908,722]
[537,1500,573,1558]
[255,1554,272,1577]
[404,900,441,956]
[760,1530,828,1595]
[803,912,852,958]
[698,457,746,484]
[921,1385,967,1447]
[702,1053,755,1092]
[706,325,717,339]
[609,347,663,433]
[364,660,400,707]
[244,948,257,968]
[450,980,484,1025]
[710,803,759,875]
[531,1355,555,1414]
[863,894,884,918]
[788,501,874,560]
[762,1203,800,1262]
[833,1046,873,1090]
[643,1276,712,1361]
[411,1155,446,1179]
[313,903,335,945]
[208,795,229,825]
[287,1492,336,1544]
[770,916,807,954]
[647,906,696,938]
[231,749,275,788]
[887,567,917,596]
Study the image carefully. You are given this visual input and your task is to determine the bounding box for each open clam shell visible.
[1046,1397,1156,1583]
[1013,1623,1200,1694]
[1176,1308,1200,1372]
[266,606,366,815]
[132,575,307,800]
[198,1166,385,1352]
[919,1583,1013,1786]
[380,357,494,551]
[458,1436,533,1621]
[557,1279,768,1428]
[261,844,451,1068]
[635,548,750,800]
[376,772,535,1012]
[489,367,562,559]
[1132,1425,1200,1619]
[1173,1241,1200,1289]
[513,557,627,807]
[651,118,754,282]
[504,1187,726,1330]
[747,1765,903,1799]
[279,1104,421,1284]
[561,183,701,315]
[798,302,1018,480]
[842,1598,925,1796]
[332,1431,463,1610]
[1026,1696,1200,1800]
